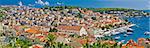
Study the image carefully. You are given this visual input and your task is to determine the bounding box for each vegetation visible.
[49,28,58,32]
[87,8,135,12]
[0,8,5,21]
[83,42,121,48]
[105,24,114,29]
[91,17,97,20]
[96,36,115,41]
[76,13,83,18]
[5,38,32,48]
[15,39,32,48]
[44,6,79,10]
[43,6,150,16]
[0,7,9,21]
[47,34,56,42]
[45,34,73,48]
[46,42,73,48]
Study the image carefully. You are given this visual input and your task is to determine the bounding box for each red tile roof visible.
[25,28,40,34]
[57,26,82,32]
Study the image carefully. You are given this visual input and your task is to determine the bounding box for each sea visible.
[0,0,150,43]
[112,16,150,43]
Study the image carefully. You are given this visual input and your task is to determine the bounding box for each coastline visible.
[103,24,136,36]
[0,5,149,48]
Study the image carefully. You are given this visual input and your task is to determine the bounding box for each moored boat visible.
[126,28,133,32]
[18,1,23,6]
[126,32,133,35]
[127,30,133,32]
[144,31,150,35]
[115,36,120,40]
[111,32,120,35]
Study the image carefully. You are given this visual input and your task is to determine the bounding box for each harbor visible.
[0,0,150,48]
[103,24,135,36]
[112,16,150,43]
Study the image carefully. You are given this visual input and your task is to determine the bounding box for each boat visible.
[111,32,120,35]
[127,30,133,32]
[144,31,150,35]
[121,40,125,43]
[18,1,23,6]
[127,32,133,35]
[124,34,128,37]
[115,36,120,40]
[127,28,133,32]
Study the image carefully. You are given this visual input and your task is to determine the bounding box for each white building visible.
[57,26,88,36]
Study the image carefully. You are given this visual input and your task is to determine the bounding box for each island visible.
[0,5,149,48]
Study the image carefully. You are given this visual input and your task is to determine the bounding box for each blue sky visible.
[57,0,150,10]
[0,0,149,10]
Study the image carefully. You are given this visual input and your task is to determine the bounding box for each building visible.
[57,26,88,36]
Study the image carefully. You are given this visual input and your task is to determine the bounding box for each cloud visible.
[35,0,49,5]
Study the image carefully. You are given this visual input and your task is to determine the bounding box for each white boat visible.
[121,40,125,43]
[144,31,150,35]
[127,32,133,35]
[111,32,120,35]
[127,28,133,31]
[129,24,136,27]
[94,35,104,38]
[115,36,120,40]
[19,1,23,6]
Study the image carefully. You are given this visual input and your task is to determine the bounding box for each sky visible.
[0,0,149,10]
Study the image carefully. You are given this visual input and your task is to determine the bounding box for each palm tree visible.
[16,38,32,48]
[47,34,55,42]
[45,34,56,47]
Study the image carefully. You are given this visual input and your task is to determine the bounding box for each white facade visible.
[79,27,88,36]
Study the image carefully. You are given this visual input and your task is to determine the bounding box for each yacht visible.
[127,28,133,32]
[127,32,133,35]
[121,40,125,43]
[115,36,120,40]
[144,31,150,35]
[19,1,23,6]
[111,32,120,35]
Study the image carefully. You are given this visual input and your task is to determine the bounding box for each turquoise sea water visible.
[113,17,150,43]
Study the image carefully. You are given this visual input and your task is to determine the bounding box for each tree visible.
[47,34,55,42]
[91,17,96,20]
[45,34,56,47]
[76,13,83,18]
[16,38,32,48]
[49,28,58,32]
